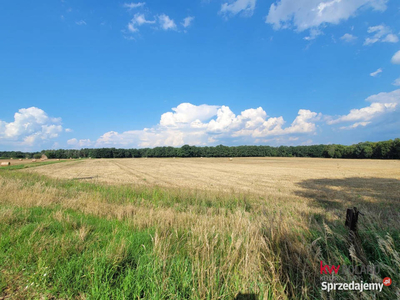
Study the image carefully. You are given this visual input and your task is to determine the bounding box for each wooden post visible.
[345,207,367,265]
[345,207,361,232]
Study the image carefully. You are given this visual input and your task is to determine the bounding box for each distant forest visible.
[1,138,400,160]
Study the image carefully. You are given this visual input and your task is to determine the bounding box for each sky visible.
[1,0,400,151]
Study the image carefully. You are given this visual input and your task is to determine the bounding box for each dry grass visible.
[1,157,400,299]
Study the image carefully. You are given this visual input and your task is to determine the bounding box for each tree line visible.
[1,138,399,160]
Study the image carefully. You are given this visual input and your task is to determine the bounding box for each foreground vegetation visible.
[1,138,400,160]
[0,164,399,299]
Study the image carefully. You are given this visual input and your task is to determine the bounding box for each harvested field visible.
[28,157,400,197]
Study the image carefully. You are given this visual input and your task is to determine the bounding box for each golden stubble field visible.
[26,157,400,204]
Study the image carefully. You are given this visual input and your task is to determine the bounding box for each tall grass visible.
[0,169,399,299]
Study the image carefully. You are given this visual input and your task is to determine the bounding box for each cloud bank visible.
[0,107,63,147]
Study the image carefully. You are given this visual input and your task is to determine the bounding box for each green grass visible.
[0,206,206,299]
[0,160,68,171]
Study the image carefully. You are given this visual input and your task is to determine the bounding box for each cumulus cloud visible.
[0,107,63,147]
[266,0,387,39]
[364,24,399,45]
[328,103,396,125]
[341,33,357,42]
[392,50,400,64]
[182,16,194,28]
[393,78,400,86]
[370,68,382,77]
[220,0,257,18]
[91,103,321,148]
[160,103,219,127]
[327,89,400,128]
[65,128,73,133]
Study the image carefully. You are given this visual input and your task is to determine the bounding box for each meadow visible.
[0,158,399,299]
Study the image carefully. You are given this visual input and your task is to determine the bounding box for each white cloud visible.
[304,28,323,41]
[67,138,93,147]
[91,103,321,148]
[341,33,357,42]
[364,24,399,45]
[393,78,400,86]
[370,68,382,77]
[266,0,387,39]
[160,103,219,127]
[182,16,195,28]
[220,0,257,17]
[65,128,73,133]
[328,102,396,124]
[123,2,145,10]
[383,34,399,43]
[0,107,63,147]
[392,50,400,64]
[127,13,156,32]
[365,89,400,104]
[75,20,87,26]
[339,121,371,130]
[158,14,177,31]
[327,89,400,127]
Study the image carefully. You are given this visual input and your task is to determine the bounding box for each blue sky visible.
[1,0,400,151]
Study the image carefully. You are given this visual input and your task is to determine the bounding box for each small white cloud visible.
[182,16,194,28]
[123,2,145,10]
[364,24,398,45]
[393,78,400,86]
[65,128,73,133]
[67,138,77,145]
[75,20,87,26]
[127,13,156,32]
[370,68,383,77]
[392,50,400,64]
[339,122,371,130]
[67,138,93,147]
[341,33,357,42]
[383,33,399,43]
[304,28,323,41]
[158,14,177,31]
[220,0,257,18]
